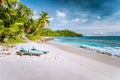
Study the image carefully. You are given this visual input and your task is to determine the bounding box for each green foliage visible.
[2,28,14,36]
[7,36,25,44]
[38,28,58,36]
[36,28,83,37]
[0,19,3,25]
[0,0,83,44]
[0,22,25,42]
[11,23,25,35]
[26,34,42,41]
[0,0,34,43]
[32,11,50,34]
[55,30,83,37]
[38,11,50,27]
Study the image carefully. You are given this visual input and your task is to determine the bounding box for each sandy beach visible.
[0,41,120,80]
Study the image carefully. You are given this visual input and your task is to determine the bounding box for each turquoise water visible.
[54,36,120,56]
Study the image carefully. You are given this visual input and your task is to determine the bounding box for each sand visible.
[0,41,120,80]
[47,41,120,68]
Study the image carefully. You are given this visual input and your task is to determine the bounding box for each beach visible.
[0,41,120,80]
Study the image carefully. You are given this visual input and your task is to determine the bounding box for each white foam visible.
[80,45,120,56]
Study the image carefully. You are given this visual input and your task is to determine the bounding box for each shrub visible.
[26,34,42,41]
[7,36,25,44]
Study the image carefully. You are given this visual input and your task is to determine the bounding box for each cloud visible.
[54,17,88,28]
[32,10,39,19]
[74,18,79,22]
[51,0,120,36]
[71,18,88,23]
[49,17,54,21]
[53,7,120,35]
[106,10,120,21]
[56,10,66,17]
[97,16,101,20]
[70,18,79,22]
[20,0,120,36]
[81,18,88,22]
[53,0,120,17]
[75,12,88,18]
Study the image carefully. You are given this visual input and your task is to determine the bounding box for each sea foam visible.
[54,36,120,57]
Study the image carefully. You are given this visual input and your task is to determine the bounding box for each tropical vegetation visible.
[38,28,83,37]
[0,0,83,43]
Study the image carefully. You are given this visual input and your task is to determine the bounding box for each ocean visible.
[54,36,120,56]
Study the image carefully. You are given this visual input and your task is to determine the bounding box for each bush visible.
[37,28,83,37]
[55,30,83,37]
[7,36,25,44]
[38,28,56,36]
[26,34,42,41]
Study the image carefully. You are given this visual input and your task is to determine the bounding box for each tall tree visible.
[0,0,34,42]
[32,11,50,35]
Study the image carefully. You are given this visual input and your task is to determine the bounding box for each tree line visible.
[0,0,50,43]
[38,28,83,37]
[0,0,83,43]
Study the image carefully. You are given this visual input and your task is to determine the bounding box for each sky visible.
[20,0,120,36]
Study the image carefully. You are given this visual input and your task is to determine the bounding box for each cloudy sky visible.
[20,0,120,36]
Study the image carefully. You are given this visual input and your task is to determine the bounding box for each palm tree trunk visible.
[32,23,43,35]
[32,26,40,35]
[25,25,31,35]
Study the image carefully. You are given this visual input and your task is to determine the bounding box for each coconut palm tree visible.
[0,0,34,42]
[32,11,50,35]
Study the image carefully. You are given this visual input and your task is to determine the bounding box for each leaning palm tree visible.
[32,11,50,35]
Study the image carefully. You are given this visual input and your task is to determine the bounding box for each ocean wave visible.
[80,45,120,56]
[54,37,120,57]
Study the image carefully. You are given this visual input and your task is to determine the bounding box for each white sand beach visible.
[0,41,120,80]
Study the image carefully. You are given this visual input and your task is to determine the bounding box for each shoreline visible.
[0,41,120,80]
[47,41,120,68]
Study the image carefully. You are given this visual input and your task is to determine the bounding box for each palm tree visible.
[0,0,34,42]
[24,18,34,35]
[32,11,50,35]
